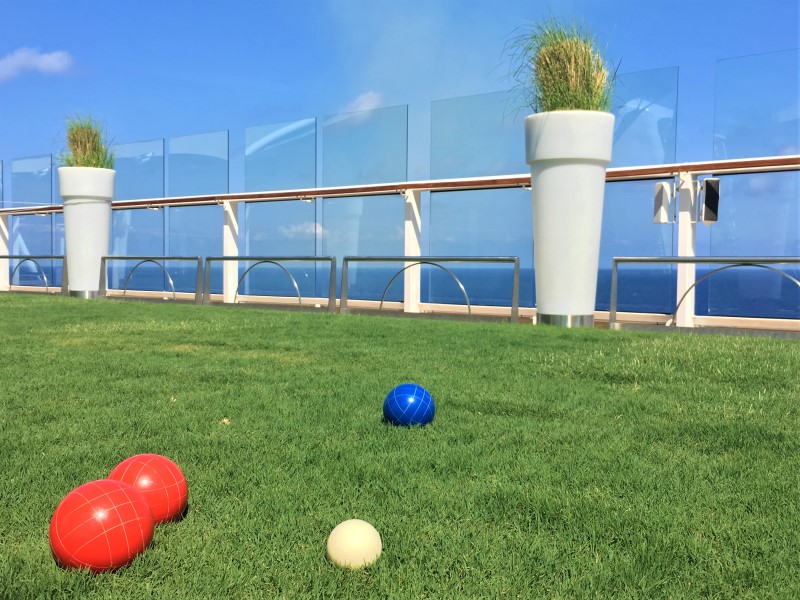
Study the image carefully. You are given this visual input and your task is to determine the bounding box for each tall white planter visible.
[58,167,115,299]
[525,110,614,327]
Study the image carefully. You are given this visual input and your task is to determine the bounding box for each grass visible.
[509,19,614,113]
[61,116,115,169]
[1,293,798,598]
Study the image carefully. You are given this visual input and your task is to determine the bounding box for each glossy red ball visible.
[109,454,188,524]
[49,479,154,572]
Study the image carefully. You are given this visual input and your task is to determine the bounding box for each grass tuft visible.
[61,116,115,169]
[509,19,615,113]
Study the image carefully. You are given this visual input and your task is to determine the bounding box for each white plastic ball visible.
[326,519,382,569]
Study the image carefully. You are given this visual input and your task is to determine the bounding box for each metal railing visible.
[0,255,68,294]
[609,256,800,327]
[340,256,520,319]
[99,256,204,304]
[1,155,798,327]
[203,256,337,312]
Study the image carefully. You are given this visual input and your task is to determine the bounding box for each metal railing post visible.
[340,258,350,314]
[609,259,619,329]
[0,215,9,291]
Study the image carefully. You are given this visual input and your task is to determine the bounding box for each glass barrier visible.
[169,205,223,293]
[242,201,318,297]
[167,131,229,197]
[245,118,316,191]
[9,215,57,286]
[109,209,167,291]
[707,172,799,318]
[0,161,3,208]
[11,155,52,207]
[322,105,407,186]
[430,91,524,179]
[427,188,533,307]
[243,118,318,297]
[320,195,404,299]
[611,67,679,167]
[714,49,800,159]
[597,180,676,312]
[115,139,164,201]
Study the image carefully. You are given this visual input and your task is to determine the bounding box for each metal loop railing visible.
[0,255,68,294]
[122,259,177,300]
[378,261,471,315]
[203,256,337,312]
[341,256,520,319]
[234,260,302,305]
[99,256,204,304]
[609,256,800,327]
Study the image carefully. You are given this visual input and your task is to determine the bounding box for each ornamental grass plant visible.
[511,19,615,113]
[61,116,115,169]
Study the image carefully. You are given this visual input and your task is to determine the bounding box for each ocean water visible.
[11,262,799,319]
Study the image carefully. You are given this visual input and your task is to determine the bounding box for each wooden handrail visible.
[2,154,797,216]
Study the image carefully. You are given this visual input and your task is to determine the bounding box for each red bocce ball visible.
[108,454,188,524]
[49,479,154,572]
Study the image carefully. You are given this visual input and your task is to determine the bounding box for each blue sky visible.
[1,0,797,170]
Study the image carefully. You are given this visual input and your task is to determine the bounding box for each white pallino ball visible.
[326,519,382,569]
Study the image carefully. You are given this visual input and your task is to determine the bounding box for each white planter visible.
[525,110,615,327]
[58,167,115,299]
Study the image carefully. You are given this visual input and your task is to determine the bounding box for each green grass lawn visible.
[1,294,798,599]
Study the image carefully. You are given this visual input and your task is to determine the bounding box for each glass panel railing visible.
[245,118,316,192]
[714,49,800,160]
[242,201,318,297]
[430,91,524,179]
[115,139,164,201]
[243,118,318,297]
[428,188,533,307]
[109,208,167,291]
[706,172,799,318]
[11,155,52,207]
[322,105,407,186]
[9,215,57,286]
[611,67,679,167]
[321,106,406,299]
[320,195,405,299]
[167,131,229,197]
[169,205,222,292]
[597,180,676,313]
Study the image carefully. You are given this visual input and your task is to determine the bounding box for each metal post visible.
[340,259,350,313]
[98,257,108,297]
[194,258,204,304]
[511,257,520,321]
[0,215,9,291]
[223,200,239,303]
[676,171,697,327]
[203,258,212,305]
[328,257,337,313]
[403,189,422,313]
[609,259,619,328]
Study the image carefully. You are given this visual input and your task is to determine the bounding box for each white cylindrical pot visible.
[525,110,614,327]
[58,167,115,299]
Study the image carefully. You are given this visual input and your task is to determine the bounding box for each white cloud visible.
[279,221,324,239]
[340,91,384,114]
[0,47,73,83]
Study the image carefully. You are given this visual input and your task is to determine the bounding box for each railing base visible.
[538,313,594,328]
[69,290,98,299]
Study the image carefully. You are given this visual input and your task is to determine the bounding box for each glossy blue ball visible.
[383,383,435,426]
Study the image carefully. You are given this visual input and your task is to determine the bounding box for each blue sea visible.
[11,262,800,319]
